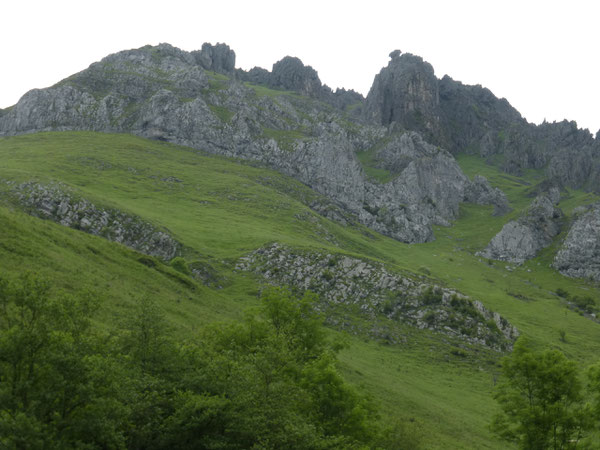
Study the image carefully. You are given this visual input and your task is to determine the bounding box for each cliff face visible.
[478,189,563,264]
[238,243,518,350]
[364,51,441,140]
[364,52,600,191]
[3,42,600,278]
[554,204,600,281]
[0,43,504,244]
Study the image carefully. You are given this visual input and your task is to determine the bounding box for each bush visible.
[0,277,386,449]
[486,319,500,333]
[559,329,567,343]
[423,311,436,325]
[322,269,334,281]
[450,295,478,317]
[492,338,593,448]
[571,295,596,314]
[420,287,442,305]
[169,257,190,275]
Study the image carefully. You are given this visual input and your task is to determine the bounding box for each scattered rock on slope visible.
[554,203,600,281]
[463,175,511,216]
[237,243,518,350]
[11,181,179,260]
[0,43,507,244]
[477,189,562,264]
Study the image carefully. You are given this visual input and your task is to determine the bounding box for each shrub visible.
[170,257,190,275]
[321,269,334,281]
[423,311,436,325]
[418,266,431,275]
[382,299,394,315]
[559,329,567,343]
[486,319,500,333]
[138,255,157,267]
[420,287,442,305]
[492,338,593,448]
[571,295,596,314]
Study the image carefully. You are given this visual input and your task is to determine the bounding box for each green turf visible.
[1,131,599,448]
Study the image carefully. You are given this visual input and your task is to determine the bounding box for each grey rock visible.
[363,50,600,193]
[464,175,511,216]
[269,56,322,97]
[241,66,271,85]
[237,243,518,349]
[12,181,179,260]
[554,204,600,281]
[0,43,509,244]
[330,88,364,111]
[191,43,236,74]
[364,52,440,139]
[478,191,562,264]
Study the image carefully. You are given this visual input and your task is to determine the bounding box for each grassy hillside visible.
[1,131,599,448]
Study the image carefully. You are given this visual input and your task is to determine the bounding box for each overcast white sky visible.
[3,0,599,133]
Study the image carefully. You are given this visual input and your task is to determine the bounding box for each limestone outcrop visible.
[0,43,505,244]
[10,181,179,260]
[554,204,600,281]
[478,189,562,264]
[237,243,518,350]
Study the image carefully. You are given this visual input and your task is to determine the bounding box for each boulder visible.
[554,204,600,281]
[192,43,236,74]
[364,52,440,138]
[478,190,562,264]
[464,175,511,216]
[269,56,322,97]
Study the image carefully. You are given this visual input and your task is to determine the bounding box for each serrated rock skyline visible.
[2,42,599,280]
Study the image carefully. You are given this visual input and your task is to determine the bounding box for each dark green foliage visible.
[559,329,567,343]
[570,295,596,314]
[450,295,482,319]
[137,255,157,267]
[423,311,436,325]
[491,338,594,449]
[0,277,384,449]
[421,286,443,305]
[188,287,379,448]
[0,273,129,449]
[322,269,334,281]
[382,298,395,315]
[589,363,600,425]
[555,287,597,314]
[169,256,190,275]
[486,319,500,333]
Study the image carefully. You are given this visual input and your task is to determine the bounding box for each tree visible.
[172,287,379,449]
[0,273,128,449]
[588,362,600,431]
[491,338,593,449]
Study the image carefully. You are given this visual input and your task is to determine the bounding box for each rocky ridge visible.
[554,203,600,281]
[8,180,179,260]
[364,51,600,191]
[237,243,518,350]
[364,51,441,139]
[477,189,562,264]
[0,43,505,244]
[463,175,511,216]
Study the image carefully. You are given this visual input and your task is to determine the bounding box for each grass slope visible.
[1,132,599,448]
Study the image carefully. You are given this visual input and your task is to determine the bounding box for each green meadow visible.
[1,131,598,448]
